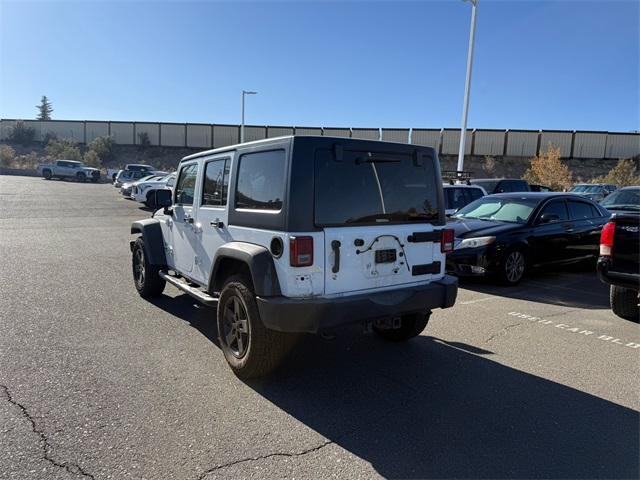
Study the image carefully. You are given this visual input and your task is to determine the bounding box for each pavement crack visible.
[485,322,522,343]
[0,384,95,479]
[197,440,333,479]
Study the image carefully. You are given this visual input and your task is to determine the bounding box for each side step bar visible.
[159,271,218,307]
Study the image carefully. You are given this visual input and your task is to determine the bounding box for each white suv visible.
[131,173,176,206]
[130,136,458,378]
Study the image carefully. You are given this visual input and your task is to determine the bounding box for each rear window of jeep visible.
[314,148,440,226]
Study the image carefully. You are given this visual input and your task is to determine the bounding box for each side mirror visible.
[154,189,173,211]
[539,213,560,224]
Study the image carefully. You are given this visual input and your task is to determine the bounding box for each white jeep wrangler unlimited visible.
[131,136,458,378]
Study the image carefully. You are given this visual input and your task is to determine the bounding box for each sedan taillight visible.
[600,221,616,256]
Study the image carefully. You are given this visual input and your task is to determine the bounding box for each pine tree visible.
[36,96,53,120]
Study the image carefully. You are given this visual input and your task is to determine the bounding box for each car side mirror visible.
[154,189,173,211]
[540,213,560,224]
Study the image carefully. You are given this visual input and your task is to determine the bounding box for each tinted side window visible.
[202,159,230,207]
[236,150,286,211]
[568,200,596,220]
[540,200,568,222]
[175,164,198,205]
[446,188,469,211]
[468,188,484,201]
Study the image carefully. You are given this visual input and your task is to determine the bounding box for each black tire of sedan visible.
[132,237,165,298]
[43,169,52,180]
[77,172,86,182]
[217,275,293,379]
[499,248,527,286]
[374,312,431,341]
[610,285,639,322]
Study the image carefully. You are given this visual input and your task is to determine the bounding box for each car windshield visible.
[314,148,440,225]
[454,196,539,224]
[601,188,640,209]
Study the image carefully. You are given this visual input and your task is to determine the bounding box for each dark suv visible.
[470,178,530,194]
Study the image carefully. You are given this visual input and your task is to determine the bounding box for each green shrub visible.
[14,152,40,170]
[138,132,151,148]
[45,138,82,161]
[0,144,16,167]
[88,135,115,162]
[83,150,102,168]
[7,121,36,146]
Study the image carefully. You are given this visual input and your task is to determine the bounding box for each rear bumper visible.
[256,275,458,334]
[597,257,640,290]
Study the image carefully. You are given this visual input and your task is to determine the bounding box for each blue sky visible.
[1,1,638,131]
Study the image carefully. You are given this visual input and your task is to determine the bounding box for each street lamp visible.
[240,90,257,143]
[456,0,478,175]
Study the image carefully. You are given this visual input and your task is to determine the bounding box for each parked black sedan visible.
[446,193,610,285]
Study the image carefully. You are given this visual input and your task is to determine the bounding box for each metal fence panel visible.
[213,125,240,148]
[160,124,186,147]
[605,133,640,159]
[110,122,135,145]
[186,124,212,149]
[473,130,505,156]
[410,129,441,149]
[505,130,538,157]
[323,128,351,138]
[441,129,472,155]
[540,131,572,157]
[85,122,109,143]
[243,126,267,142]
[135,123,160,145]
[381,128,410,144]
[267,126,294,138]
[351,128,380,140]
[572,132,607,159]
[38,121,85,143]
[294,127,322,136]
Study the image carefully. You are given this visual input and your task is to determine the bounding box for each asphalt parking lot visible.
[1,175,638,480]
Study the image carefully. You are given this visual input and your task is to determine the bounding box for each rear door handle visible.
[184,216,194,224]
[331,240,341,273]
[210,220,225,229]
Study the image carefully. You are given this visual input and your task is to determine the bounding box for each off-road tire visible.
[498,248,527,286]
[132,237,165,298]
[610,285,639,322]
[374,312,431,342]
[217,274,293,379]
[76,172,87,182]
[43,169,52,180]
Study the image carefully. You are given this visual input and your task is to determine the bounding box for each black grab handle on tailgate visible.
[331,240,341,273]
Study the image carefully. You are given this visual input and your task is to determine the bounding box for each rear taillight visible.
[441,229,455,253]
[290,236,313,267]
[600,221,616,256]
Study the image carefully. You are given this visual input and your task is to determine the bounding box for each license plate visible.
[375,249,397,264]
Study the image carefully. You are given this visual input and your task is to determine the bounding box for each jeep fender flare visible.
[131,219,167,266]
[209,242,281,297]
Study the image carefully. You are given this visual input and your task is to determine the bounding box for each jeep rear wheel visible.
[132,237,165,298]
[374,312,431,342]
[217,275,293,379]
[610,285,639,322]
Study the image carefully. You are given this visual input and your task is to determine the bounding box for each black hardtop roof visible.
[179,135,436,163]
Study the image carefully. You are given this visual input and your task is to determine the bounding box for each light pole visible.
[456,0,478,175]
[240,90,257,143]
